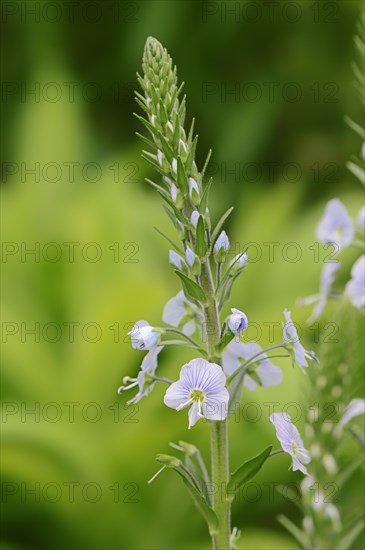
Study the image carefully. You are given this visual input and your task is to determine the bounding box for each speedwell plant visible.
[119,37,318,550]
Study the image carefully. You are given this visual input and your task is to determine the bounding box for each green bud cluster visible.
[135,37,210,216]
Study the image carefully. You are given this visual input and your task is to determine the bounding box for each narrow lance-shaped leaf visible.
[195,215,207,258]
[175,270,207,304]
[277,515,310,550]
[155,454,219,536]
[226,445,273,501]
[210,206,234,250]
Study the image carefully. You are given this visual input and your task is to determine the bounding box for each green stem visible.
[200,260,231,550]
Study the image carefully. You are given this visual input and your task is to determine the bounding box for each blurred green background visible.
[1,1,364,549]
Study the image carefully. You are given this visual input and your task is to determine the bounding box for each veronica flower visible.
[188,177,200,203]
[185,246,197,267]
[164,358,229,428]
[222,341,282,389]
[227,308,248,335]
[283,309,317,370]
[214,230,229,254]
[270,413,311,475]
[316,198,354,250]
[190,210,200,228]
[339,398,365,426]
[300,262,340,322]
[345,255,365,310]
[118,346,163,404]
[129,320,160,350]
[169,250,185,270]
[229,252,248,270]
[162,290,197,335]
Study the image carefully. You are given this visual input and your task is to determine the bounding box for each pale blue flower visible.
[162,291,196,336]
[345,255,365,310]
[214,231,230,262]
[129,320,159,350]
[185,246,197,267]
[118,346,163,404]
[169,250,185,270]
[164,358,229,428]
[304,262,341,322]
[170,182,178,203]
[188,177,200,200]
[270,413,311,475]
[227,308,248,334]
[357,205,365,228]
[222,341,282,389]
[190,210,200,228]
[229,252,248,269]
[340,398,365,426]
[283,309,317,370]
[317,198,354,250]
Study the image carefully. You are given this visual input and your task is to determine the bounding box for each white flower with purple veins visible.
[129,320,160,350]
[162,291,197,336]
[305,262,341,322]
[345,255,365,311]
[169,250,185,270]
[118,346,163,404]
[283,309,317,370]
[164,358,229,428]
[340,398,365,426]
[222,341,282,389]
[317,198,354,250]
[270,413,311,475]
[227,308,248,334]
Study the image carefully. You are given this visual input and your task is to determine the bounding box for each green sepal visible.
[175,270,207,304]
[226,445,273,501]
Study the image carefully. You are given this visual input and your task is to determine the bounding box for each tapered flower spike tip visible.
[143,36,165,64]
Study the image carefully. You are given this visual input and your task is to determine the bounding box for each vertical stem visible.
[200,261,231,550]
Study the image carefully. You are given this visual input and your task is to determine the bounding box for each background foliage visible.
[1,1,364,549]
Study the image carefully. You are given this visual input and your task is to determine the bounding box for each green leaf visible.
[215,331,234,354]
[180,476,219,536]
[153,226,184,255]
[136,132,156,149]
[199,177,212,214]
[157,191,185,223]
[336,520,365,549]
[157,131,175,163]
[177,156,189,195]
[155,454,219,536]
[210,206,234,250]
[277,516,309,549]
[227,445,272,500]
[175,270,207,304]
[195,215,206,258]
[185,134,198,174]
